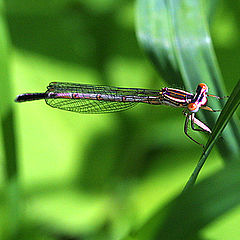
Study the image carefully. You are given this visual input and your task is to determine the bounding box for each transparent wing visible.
[45,82,161,113]
[45,98,138,113]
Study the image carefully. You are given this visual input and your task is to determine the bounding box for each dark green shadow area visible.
[6,0,141,84]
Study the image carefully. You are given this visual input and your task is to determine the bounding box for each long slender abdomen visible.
[15,93,47,102]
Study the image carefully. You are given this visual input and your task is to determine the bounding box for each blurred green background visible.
[0,0,240,239]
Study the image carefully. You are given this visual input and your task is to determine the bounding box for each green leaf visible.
[136,0,240,161]
[136,0,182,85]
[0,1,20,239]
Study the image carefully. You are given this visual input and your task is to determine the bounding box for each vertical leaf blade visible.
[0,1,20,239]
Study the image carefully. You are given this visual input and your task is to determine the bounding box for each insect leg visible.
[184,113,205,148]
[190,113,211,133]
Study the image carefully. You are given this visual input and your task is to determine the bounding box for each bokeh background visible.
[0,0,240,239]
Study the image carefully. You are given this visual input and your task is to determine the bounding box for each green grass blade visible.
[0,2,20,239]
[136,0,182,85]
[184,79,240,191]
[136,0,240,161]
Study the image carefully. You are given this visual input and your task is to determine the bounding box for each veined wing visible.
[45,82,161,114]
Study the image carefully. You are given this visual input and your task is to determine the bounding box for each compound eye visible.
[199,83,208,92]
[188,103,199,113]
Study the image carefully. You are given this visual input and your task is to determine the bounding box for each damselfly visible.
[15,82,223,147]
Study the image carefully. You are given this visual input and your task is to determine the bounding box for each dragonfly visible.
[15,82,223,147]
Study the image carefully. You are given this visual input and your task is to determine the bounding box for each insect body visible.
[16,82,220,147]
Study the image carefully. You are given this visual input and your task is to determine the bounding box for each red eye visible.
[188,103,198,112]
[199,83,208,90]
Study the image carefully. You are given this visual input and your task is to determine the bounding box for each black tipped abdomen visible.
[15,93,47,102]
